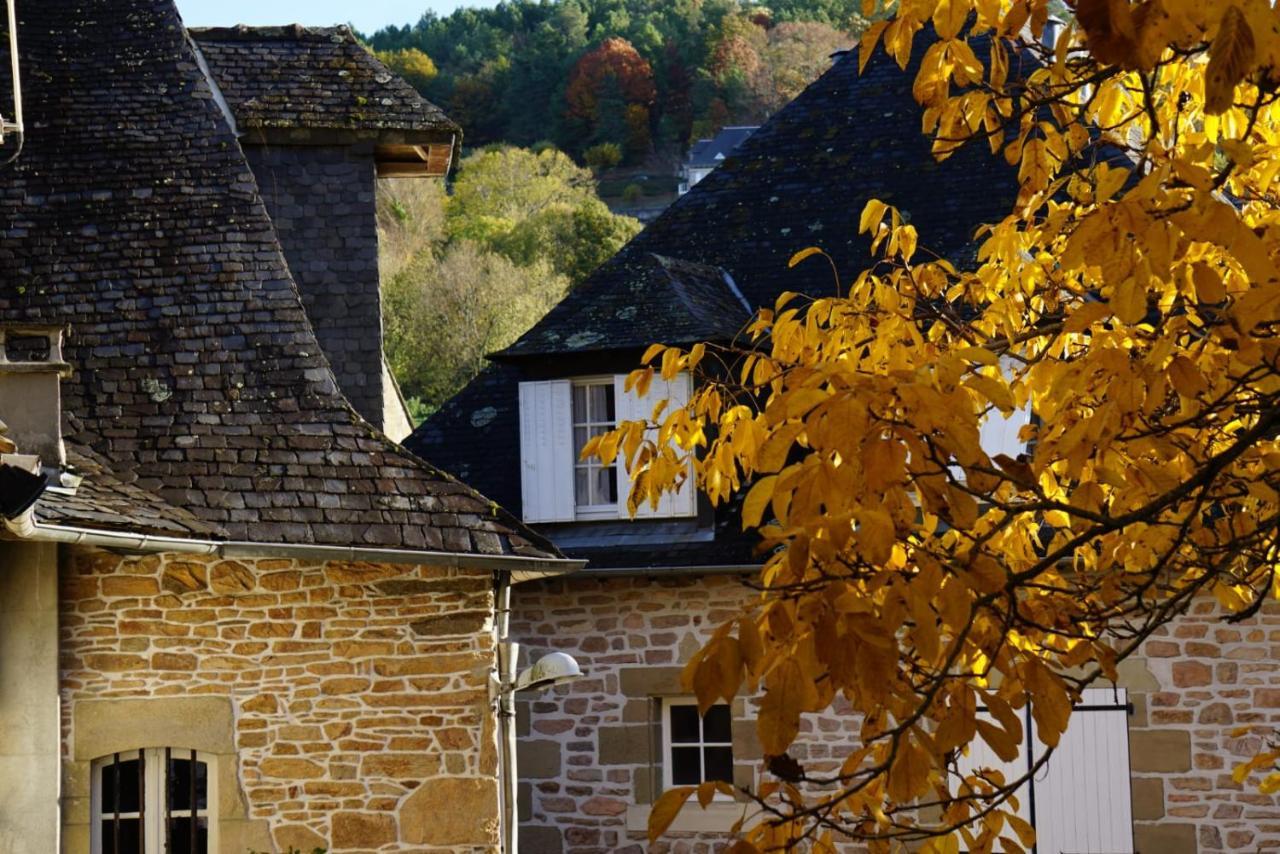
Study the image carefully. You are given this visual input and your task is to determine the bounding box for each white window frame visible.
[571,376,621,520]
[661,697,735,798]
[90,748,217,854]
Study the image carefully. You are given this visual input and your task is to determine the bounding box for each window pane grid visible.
[666,701,734,788]
[93,748,211,854]
[572,381,617,509]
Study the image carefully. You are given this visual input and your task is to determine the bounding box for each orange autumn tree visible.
[586,0,1280,849]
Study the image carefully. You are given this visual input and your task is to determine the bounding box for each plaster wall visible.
[0,540,60,854]
[59,547,501,852]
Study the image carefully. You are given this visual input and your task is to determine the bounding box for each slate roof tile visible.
[0,0,555,560]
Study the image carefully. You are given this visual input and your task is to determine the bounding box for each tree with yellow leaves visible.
[587,0,1280,848]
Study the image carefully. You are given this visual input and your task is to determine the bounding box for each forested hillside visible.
[368,0,870,161]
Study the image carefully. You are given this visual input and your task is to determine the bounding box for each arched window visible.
[89,748,216,854]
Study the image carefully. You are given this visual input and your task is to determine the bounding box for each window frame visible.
[89,748,217,854]
[570,375,620,520]
[660,697,735,798]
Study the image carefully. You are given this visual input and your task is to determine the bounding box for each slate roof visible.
[501,41,1023,360]
[499,253,752,357]
[407,35,1025,570]
[34,447,227,540]
[686,126,758,168]
[189,25,458,135]
[0,0,555,560]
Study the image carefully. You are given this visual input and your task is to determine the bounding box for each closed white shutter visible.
[1033,688,1133,854]
[518,380,575,523]
[979,356,1033,462]
[956,688,1133,853]
[614,372,697,519]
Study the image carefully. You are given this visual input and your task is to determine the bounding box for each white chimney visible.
[0,325,71,468]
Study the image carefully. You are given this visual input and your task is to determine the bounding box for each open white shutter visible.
[614,372,697,519]
[518,380,575,523]
[1033,688,1133,854]
[957,688,1133,854]
[979,356,1033,462]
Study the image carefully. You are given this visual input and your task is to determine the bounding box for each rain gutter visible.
[3,516,583,584]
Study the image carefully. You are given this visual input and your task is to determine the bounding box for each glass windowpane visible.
[703,747,734,784]
[703,705,732,743]
[167,816,210,854]
[588,384,609,422]
[100,818,141,854]
[671,747,701,785]
[603,385,615,422]
[574,469,589,506]
[100,758,141,814]
[573,426,589,454]
[572,385,586,421]
[594,467,613,507]
[167,758,207,811]
[605,466,618,502]
[670,705,700,743]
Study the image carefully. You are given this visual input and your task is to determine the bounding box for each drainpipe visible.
[495,572,520,854]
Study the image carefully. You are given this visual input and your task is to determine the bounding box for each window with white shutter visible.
[979,355,1033,463]
[518,373,697,523]
[954,688,1134,853]
[613,371,696,520]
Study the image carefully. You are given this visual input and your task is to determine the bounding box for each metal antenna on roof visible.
[0,0,23,168]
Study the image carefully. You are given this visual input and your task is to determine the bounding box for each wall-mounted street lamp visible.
[494,641,583,854]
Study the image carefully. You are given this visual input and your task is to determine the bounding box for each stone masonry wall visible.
[245,144,384,426]
[511,574,1280,854]
[59,547,501,852]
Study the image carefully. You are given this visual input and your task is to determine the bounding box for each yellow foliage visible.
[629,0,1280,844]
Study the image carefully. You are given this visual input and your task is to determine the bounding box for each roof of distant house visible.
[685,126,759,168]
[0,0,554,560]
[190,25,458,136]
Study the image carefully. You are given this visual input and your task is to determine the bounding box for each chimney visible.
[0,325,71,467]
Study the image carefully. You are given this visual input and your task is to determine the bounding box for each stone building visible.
[408,38,1280,854]
[0,2,576,853]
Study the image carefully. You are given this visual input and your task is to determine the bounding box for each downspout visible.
[495,572,520,854]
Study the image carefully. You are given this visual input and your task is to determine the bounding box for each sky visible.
[175,0,493,35]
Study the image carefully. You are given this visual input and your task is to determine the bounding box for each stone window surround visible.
[608,666,764,834]
[62,697,270,854]
[89,747,217,854]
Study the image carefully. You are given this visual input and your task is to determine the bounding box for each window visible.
[662,699,734,789]
[518,373,696,523]
[91,749,215,854]
[571,379,618,513]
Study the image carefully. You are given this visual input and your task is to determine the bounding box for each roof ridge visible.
[187,24,356,43]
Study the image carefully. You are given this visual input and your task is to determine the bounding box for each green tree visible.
[382,242,568,408]
[374,47,438,90]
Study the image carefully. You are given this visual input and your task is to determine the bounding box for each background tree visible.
[591,0,1280,849]
[374,47,438,89]
[366,0,872,158]
[378,147,638,414]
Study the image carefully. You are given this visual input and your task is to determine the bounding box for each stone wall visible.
[1128,598,1280,851]
[511,573,1280,854]
[60,547,501,852]
[245,144,384,426]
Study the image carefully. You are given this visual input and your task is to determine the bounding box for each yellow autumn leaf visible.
[648,786,695,842]
[1205,5,1255,115]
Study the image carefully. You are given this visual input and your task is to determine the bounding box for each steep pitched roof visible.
[407,36,1024,568]
[686,126,758,168]
[501,253,751,357]
[0,0,554,560]
[499,41,1022,359]
[189,25,457,135]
